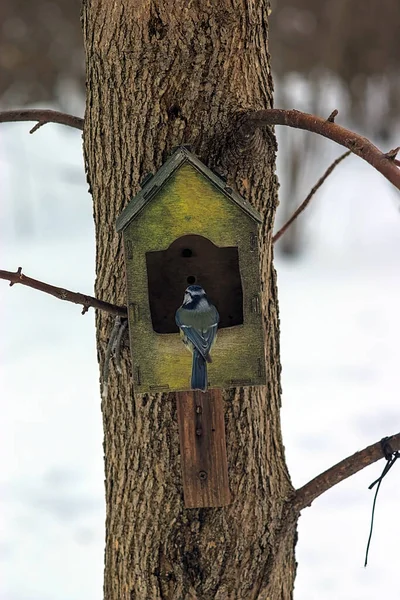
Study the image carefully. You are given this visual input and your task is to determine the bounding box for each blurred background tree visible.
[269,0,400,254]
[1,0,398,250]
[0,0,83,108]
[270,0,400,137]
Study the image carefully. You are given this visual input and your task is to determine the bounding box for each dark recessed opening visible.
[146,234,244,334]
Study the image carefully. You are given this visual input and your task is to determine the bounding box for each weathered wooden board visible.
[176,389,231,508]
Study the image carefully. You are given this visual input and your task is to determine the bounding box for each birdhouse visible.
[116,147,266,393]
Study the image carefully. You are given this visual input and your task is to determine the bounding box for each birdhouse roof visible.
[115,146,262,232]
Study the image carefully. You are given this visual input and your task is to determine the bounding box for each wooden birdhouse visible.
[116,146,266,394]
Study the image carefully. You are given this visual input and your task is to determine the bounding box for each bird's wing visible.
[176,308,219,360]
[203,308,219,353]
[180,324,218,359]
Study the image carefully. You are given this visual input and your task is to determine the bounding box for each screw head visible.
[198,470,207,481]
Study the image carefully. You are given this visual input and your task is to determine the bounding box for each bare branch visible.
[273,151,351,244]
[294,432,400,512]
[238,109,400,192]
[0,267,127,317]
[0,109,84,133]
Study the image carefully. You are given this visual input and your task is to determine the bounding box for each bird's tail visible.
[191,349,207,392]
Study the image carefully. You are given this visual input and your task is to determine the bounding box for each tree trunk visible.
[82,1,297,598]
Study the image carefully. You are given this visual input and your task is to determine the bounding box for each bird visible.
[175,285,219,392]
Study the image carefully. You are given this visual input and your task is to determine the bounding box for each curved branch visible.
[294,432,400,512]
[239,109,400,192]
[0,268,127,317]
[0,109,84,133]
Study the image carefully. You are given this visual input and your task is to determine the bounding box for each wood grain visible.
[176,389,230,508]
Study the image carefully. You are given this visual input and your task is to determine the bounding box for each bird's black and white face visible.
[183,285,206,306]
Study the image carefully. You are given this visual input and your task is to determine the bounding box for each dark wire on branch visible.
[364,438,399,567]
[294,432,400,512]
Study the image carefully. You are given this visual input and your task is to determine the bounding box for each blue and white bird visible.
[175,285,219,392]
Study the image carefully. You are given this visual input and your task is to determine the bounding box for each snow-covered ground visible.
[1,117,399,600]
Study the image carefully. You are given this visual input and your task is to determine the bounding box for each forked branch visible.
[0,109,84,133]
[238,109,400,191]
[294,432,400,512]
[0,268,127,317]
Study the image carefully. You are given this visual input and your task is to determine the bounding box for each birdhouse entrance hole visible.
[146,234,244,334]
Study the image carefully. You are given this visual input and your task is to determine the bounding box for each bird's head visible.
[183,285,207,306]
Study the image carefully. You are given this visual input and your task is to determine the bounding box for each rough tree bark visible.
[82,1,297,598]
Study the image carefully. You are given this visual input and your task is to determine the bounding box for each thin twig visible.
[237,108,400,191]
[294,432,400,512]
[30,122,46,134]
[0,268,127,317]
[384,146,400,160]
[273,150,351,244]
[327,109,338,123]
[0,109,84,133]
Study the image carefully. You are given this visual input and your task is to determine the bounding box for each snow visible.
[278,143,400,597]
[1,116,399,599]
